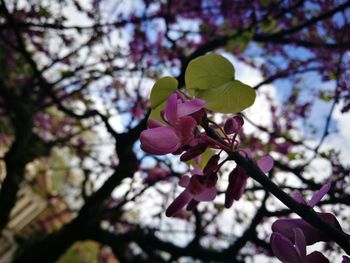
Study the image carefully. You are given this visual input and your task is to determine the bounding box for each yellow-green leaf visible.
[150,77,178,109]
[195,80,256,113]
[226,31,253,53]
[149,101,167,124]
[185,54,235,94]
[186,148,214,169]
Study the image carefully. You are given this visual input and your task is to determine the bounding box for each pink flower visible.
[272,212,341,245]
[293,182,331,207]
[180,137,208,162]
[166,168,217,217]
[225,166,248,208]
[225,154,273,208]
[272,182,342,245]
[271,228,329,263]
[343,256,350,263]
[140,92,205,155]
[224,115,244,134]
[270,183,342,263]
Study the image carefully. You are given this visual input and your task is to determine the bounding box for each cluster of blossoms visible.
[140,91,273,217]
[140,91,350,262]
[271,182,350,263]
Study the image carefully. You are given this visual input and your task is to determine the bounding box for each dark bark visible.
[13,118,146,263]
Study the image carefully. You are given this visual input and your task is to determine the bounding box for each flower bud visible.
[203,154,220,174]
[180,140,208,161]
[224,116,244,134]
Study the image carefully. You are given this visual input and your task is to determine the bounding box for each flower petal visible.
[272,213,342,245]
[194,186,217,201]
[177,98,205,118]
[225,188,235,208]
[230,166,248,200]
[180,140,207,161]
[225,186,235,208]
[239,148,253,158]
[342,256,350,263]
[188,175,205,195]
[179,175,190,187]
[225,166,248,208]
[147,118,165,128]
[270,233,303,263]
[140,127,181,155]
[203,154,220,174]
[163,93,178,125]
[176,116,197,146]
[293,191,307,205]
[257,155,274,173]
[186,199,199,211]
[307,251,329,263]
[191,168,204,176]
[165,190,192,217]
[307,182,331,207]
[224,116,244,134]
[294,228,306,259]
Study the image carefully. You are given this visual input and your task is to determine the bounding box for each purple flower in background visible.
[0,134,8,145]
[145,165,170,184]
[140,92,205,155]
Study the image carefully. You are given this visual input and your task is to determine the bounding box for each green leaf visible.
[226,31,253,53]
[185,53,255,113]
[185,53,235,94]
[319,90,333,102]
[57,241,99,263]
[149,101,167,124]
[287,152,297,160]
[60,70,74,78]
[186,148,213,169]
[194,80,256,113]
[150,77,178,109]
[260,19,278,33]
[214,203,225,211]
[261,0,271,7]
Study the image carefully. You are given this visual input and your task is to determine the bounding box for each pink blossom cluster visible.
[140,92,273,217]
[139,91,350,262]
[271,183,350,263]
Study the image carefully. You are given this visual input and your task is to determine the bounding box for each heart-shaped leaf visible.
[149,101,167,123]
[185,54,255,113]
[185,53,235,94]
[150,77,178,109]
[194,80,256,113]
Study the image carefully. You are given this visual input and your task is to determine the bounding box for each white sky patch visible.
[321,104,350,165]
[62,1,94,27]
[224,55,278,136]
[302,97,350,184]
